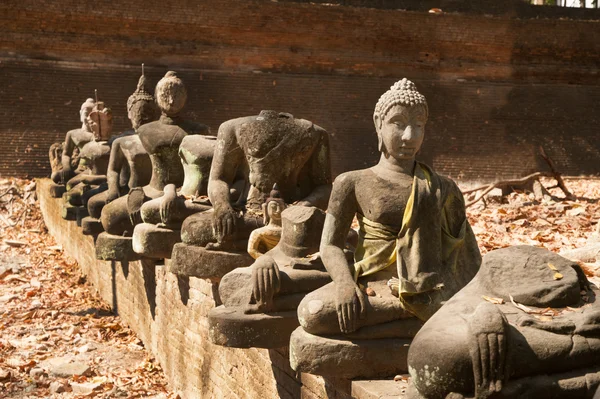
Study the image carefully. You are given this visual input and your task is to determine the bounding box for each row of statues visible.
[48,73,600,398]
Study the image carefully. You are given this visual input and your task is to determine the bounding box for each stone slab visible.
[132,223,180,259]
[95,232,141,261]
[170,243,253,280]
[49,183,66,198]
[81,216,104,236]
[209,305,299,349]
[290,327,411,379]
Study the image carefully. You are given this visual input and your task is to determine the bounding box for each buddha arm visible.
[207,121,244,210]
[61,131,75,172]
[320,173,356,285]
[298,126,332,210]
[106,141,125,199]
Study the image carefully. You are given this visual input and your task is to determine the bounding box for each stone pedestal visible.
[209,306,299,349]
[95,232,141,261]
[49,183,66,198]
[170,243,253,280]
[75,206,89,227]
[81,217,104,236]
[290,327,412,379]
[132,223,180,259]
[61,202,77,220]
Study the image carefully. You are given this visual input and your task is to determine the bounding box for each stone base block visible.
[49,183,66,198]
[95,232,141,261]
[289,327,411,379]
[132,223,181,259]
[170,243,254,280]
[209,306,299,349]
[61,202,77,220]
[81,217,104,236]
[75,206,89,227]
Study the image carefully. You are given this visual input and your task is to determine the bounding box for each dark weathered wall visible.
[1,0,599,180]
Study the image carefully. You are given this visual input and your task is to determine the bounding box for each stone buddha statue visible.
[81,72,158,235]
[246,184,287,260]
[407,245,600,399]
[61,102,115,222]
[97,71,209,261]
[289,79,482,379]
[49,98,96,197]
[170,110,332,280]
[209,205,333,348]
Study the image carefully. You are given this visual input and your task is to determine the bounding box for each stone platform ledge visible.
[38,178,405,399]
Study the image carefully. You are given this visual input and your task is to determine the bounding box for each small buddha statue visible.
[82,72,158,235]
[170,110,332,279]
[289,79,482,379]
[246,184,287,260]
[97,71,209,261]
[407,245,600,399]
[49,98,96,197]
[61,102,115,222]
[209,205,332,348]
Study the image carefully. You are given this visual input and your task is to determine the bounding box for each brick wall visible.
[1,0,599,180]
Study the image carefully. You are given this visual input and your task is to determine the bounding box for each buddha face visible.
[87,102,114,141]
[374,104,427,161]
[267,199,285,222]
[79,98,96,131]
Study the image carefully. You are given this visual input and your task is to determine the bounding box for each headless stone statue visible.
[61,102,115,223]
[170,110,332,279]
[209,206,332,348]
[289,79,482,379]
[97,71,209,261]
[49,98,96,197]
[407,245,600,399]
[82,72,158,235]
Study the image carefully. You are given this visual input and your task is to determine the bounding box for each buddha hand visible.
[213,204,239,243]
[60,167,74,185]
[245,255,281,314]
[335,280,366,334]
[160,184,178,225]
[468,302,509,399]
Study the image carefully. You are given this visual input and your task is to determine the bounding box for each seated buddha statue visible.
[82,71,158,235]
[169,110,332,280]
[407,245,600,399]
[289,79,482,379]
[61,101,114,222]
[209,205,332,349]
[49,98,96,197]
[246,184,287,260]
[97,71,209,261]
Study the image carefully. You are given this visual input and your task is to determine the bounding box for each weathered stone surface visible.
[170,243,253,279]
[132,223,180,259]
[290,327,412,379]
[42,356,91,378]
[61,202,77,220]
[48,183,66,198]
[95,232,141,261]
[81,216,104,236]
[209,306,298,349]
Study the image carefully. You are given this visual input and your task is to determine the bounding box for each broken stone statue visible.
[407,245,600,399]
[169,110,332,280]
[209,205,332,348]
[81,71,158,236]
[97,71,209,261]
[289,79,482,379]
[49,98,96,198]
[61,101,114,224]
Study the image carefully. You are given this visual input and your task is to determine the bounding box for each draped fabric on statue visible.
[353,162,481,321]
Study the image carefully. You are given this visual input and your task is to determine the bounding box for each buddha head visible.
[80,98,96,131]
[155,71,187,117]
[127,74,159,130]
[262,184,287,226]
[87,102,114,141]
[373,78,428,162]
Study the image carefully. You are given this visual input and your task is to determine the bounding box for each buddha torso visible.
[138,116,208,195]
[115,134,152,188]
[179,134,217,197]
[69,128,94,150]
[236,115,320,209]
[352,168,413,230]
[79,140,111,175]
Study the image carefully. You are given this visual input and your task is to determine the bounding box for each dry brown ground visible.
[0,176,598,398]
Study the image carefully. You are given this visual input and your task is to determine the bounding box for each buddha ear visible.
[262,203,269,225]
[373,113,384,152]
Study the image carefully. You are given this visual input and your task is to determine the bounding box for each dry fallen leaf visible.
[482,295,504,304]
